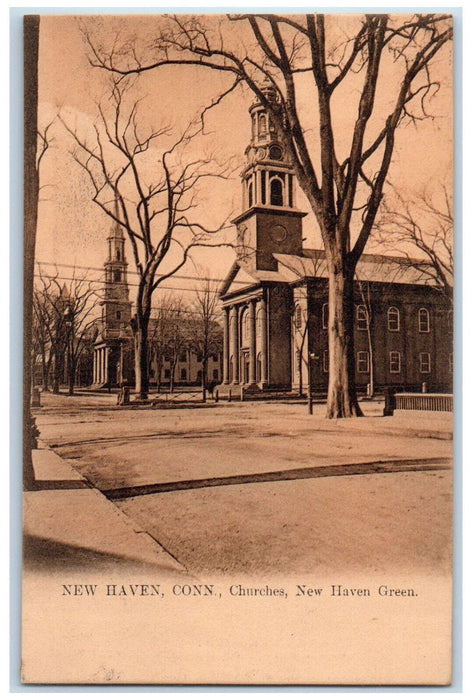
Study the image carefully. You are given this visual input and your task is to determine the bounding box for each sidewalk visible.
[23,441,188,576]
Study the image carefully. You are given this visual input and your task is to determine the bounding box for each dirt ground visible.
[32,392,453,579]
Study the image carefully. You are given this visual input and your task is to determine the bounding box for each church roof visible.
[220,249,445,299]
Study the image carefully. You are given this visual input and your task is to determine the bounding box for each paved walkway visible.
[23,441,188,576]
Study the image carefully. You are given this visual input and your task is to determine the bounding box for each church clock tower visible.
[233,81,306,271]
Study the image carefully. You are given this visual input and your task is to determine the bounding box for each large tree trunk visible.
[52,349,62,394]
[326,263,363,418]
[134,315,150,400]
[23,15,40,490]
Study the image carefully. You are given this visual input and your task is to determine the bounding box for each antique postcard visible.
[21,11,455,685]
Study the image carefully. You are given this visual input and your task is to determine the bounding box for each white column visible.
[223,307,230,384]
[260,296,268,386]
[231,306,240,384]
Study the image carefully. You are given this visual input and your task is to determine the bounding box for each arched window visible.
[256,309,262,338]
[295,305,302,329]
[248,181,253,208]
[113,269,121,283]
[418,308,430,333]
[241,308,249,345]
[116,248,121,261]
[270,178,283,206]
[387,306,400,332]
[116,310,121,321]
[322,303,328,329]
[356,305,368,330]
[258,113,267,136]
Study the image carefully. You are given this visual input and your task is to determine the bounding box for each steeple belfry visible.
[233,81,306,271]
[244,82,295,211]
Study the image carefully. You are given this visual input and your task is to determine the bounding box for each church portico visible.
[220,293,269,392]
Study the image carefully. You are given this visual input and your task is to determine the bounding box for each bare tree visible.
[60,276,100,396]
[62,76,230,399]
[147,293,180,392]
[86,12,452,417]
[161,297,189,393]
[33,269,100,395]
[188,274,223,400]
[374,186,453,304]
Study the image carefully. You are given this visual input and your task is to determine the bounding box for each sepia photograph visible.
[21,10,455,686]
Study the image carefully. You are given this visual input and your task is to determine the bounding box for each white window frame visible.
[357,350,370,374]
[356,305,368,331]
[322,303,328,330]
[418,308,430,333]
[387,306,400,332]
[419,352,431,373]
[389,351,401,374]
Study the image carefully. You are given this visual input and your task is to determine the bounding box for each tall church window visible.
[258,113,267,136]
[295,305,302,329]
[114,269,121,283]
[388,306,400,331]
[419,352,431,373]
[256,309,262,338]
[356,305,368,330]
[270,177,283,206]
[116,310,121,320]
[242,308,249,345]
[389,351,401,373]
[357,351,370,373]
[322,303,328,329]
[248,181,253,208]
[418,308,430,333]
[116,248,121,261]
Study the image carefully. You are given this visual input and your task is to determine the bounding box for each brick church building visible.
[218,84,452,395]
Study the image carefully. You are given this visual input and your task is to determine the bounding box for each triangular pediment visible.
[220,262,262,298]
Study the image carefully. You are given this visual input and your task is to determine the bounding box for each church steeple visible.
[101,204,132,334]
[233,81,306,271]
[243,81,296,211]
[104,204,129,301]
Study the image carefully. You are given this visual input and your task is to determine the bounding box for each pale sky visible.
[35,13,454,304]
